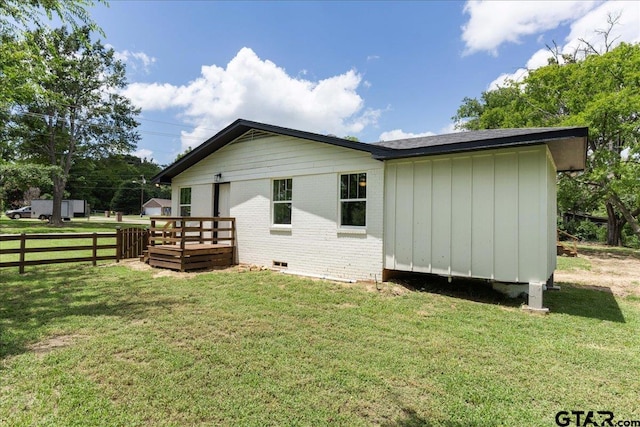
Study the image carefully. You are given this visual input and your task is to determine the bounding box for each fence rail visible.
[0,227,148,273]
[149,217,236,249]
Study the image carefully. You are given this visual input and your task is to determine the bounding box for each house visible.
[142,198,172,216]
[152,119,587,311]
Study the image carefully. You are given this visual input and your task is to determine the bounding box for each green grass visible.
[577,243,640,259]
[0,216,146,234]
[1,264,639,426]
[556,256,592,271]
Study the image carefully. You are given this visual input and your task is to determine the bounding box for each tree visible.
[0,0,105,35]
[454,41,640,246]
[67,154,166,211]
[0,0,106,140]
[0,163,56,209]
[7,26,140,225]
[110,175,170,214]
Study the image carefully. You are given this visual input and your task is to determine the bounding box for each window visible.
[179,187,191,216]
[340,173,366,227]
[273,178,292,225]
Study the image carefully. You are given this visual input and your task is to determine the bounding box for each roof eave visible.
[373,127,588,172]
[152,119,388,184]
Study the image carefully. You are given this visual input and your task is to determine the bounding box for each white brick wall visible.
[173,134,385,281]
[231,171,384,281]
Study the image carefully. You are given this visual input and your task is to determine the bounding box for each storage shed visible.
[153,119,587,311]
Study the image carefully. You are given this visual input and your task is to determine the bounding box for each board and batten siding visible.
[172,133,385,281]
[384,145,557,284]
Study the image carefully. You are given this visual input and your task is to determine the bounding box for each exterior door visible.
[213,183,231,245]
[216,183,230,217]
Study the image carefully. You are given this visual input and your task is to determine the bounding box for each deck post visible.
[115,227,122,262]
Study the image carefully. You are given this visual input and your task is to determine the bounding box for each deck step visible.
[139,250,150,264]
[147,244,234,271]
[557,242,577,257]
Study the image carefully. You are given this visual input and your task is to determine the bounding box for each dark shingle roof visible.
[153,119,587,183]
[374,127,586,156]
[153,119,391,183]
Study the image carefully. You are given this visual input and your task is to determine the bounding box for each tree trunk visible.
[50,175,66,226]
[609,194,640,242]
[605,201,623,246]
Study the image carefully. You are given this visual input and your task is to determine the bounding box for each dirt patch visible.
[555,254,640,297]
[118,259,411,295]
[28,334,84,356]
[116,259,242,279]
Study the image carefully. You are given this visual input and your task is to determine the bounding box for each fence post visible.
[92,233,97,266]
[116,227,122,262]
[19,233,26,274]
[125,228,130,258]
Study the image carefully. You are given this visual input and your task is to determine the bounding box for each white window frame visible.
[272,178,292,226]
[339,172,367,229]
[179,187,191,217]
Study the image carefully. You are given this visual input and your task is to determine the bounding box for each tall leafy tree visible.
[0,0,105,35]
[454,42,640,245]
[0,0,106,133]
[7,26,140,224]
[0,163,56,209]
[67,154,166,211]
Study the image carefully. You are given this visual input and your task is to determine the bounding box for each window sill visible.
[270,225,292,234]
[337,228,367,235]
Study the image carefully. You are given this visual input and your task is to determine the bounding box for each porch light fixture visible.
[214,173,223,183]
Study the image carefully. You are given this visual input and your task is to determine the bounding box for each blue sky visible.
[87,1,640,166]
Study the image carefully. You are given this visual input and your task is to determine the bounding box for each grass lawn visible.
[556,256,592,271]
[1,262,639,426]
[0,216,147,234]
[577,243,640,259]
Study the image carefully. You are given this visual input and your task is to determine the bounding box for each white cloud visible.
[110,46,157,74]
[462,0,599,55]
[124,83,181,111]
[379,123,462,142]
[488,48,550,89]
[439,122,464,135]
[484,1,640,90]
[563,1,640,54]
[378,129,435,141]
[123,47,380,151]
[133,148,153,160]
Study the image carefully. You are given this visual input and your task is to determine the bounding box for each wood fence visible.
[0,227,148,273]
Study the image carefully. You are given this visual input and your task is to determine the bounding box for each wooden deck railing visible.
[149,217,236,249]
[147,217,236,271]
[557,229,579,257]
[0,227,148,273]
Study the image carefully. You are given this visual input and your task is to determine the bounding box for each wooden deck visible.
[557,229,578,257]
[146,217,236,271]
